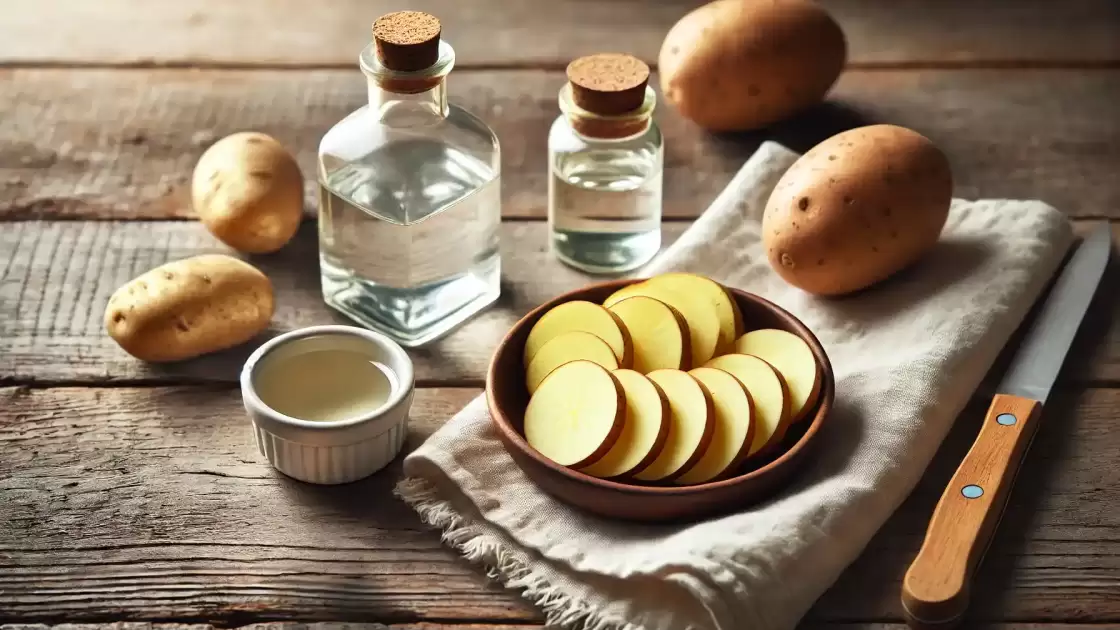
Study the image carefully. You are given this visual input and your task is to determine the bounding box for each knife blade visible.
[900,223,1111,629]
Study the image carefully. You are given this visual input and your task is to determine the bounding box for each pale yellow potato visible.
[632,369,714,482]
[675,367,755,484]
[607,296,690,373]
[704,353,790,457]
[524,300,632,369]
[579,369,669,479]
[192,131,304,254]
[104,254,274,362]
[734,328,820,422]
[644,272,742,354]
[525,361,624,468]
[525,331,620,395]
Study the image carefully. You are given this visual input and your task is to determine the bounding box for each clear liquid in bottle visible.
[319,139,500,347]
[549,145,662,273]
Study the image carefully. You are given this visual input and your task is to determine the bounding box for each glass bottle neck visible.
[359,40,455,128]
[559,83,657,141]
[366,76,449,126]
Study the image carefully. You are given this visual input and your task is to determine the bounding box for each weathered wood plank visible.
[1,220,1117,386]
[1,69,1118,221]
[0,625,1108,630]
[1,0,1117,67]
[1,386,1117,624]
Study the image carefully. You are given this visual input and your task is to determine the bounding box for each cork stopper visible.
[373,11,442,72]
[566,53,650,116]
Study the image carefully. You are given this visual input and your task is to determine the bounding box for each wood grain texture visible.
[1,386,1117,624]
[1,69,1118,221]
[1,0,1117,67]
[1,625,1108,630]
[902,395,1044,626]
[2,221,1117,386]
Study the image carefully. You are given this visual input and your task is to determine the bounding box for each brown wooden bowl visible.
[486,279,834,523]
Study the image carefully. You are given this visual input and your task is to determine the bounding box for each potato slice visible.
[632,369,714,482]
[734,329,821,423]
[579,369,669,479]
[603,282,647,308]
[525,331,620,395]
[607,283,720,368]
[643,273,742,354]
[524,300,632,369]
[704,354,790,457]
[675,367,755,484]
[607,296,690,373]
[525,361,624,468]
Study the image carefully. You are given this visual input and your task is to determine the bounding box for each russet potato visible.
[192,131,304,254]
[658,0,846,132]
[104,254,274,362]
[763,124,953,296]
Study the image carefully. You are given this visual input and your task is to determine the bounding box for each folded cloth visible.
[396,141,1074,630]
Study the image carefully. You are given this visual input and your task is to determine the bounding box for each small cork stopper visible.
[373,11,441,72]
[566,53,650,116]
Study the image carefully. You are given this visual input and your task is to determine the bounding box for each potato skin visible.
[762,124,953,296]
[192,132,304,254]
[659,0,846,132]
[104,254,275,362]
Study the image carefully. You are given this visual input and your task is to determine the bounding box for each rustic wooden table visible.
[2,1,1118,629]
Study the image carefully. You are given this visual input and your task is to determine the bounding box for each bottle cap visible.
[372,11,442,72]
[566,53,650,116]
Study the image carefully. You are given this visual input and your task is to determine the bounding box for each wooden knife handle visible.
[901,394,1043,628]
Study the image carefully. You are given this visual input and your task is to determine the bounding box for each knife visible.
[900,223,1112,628]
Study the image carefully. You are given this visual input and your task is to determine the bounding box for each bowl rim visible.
[486,278,834,497]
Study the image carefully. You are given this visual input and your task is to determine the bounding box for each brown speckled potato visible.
[658,0,846,132]
[762,124,953,296]
[104,254,275,362]
[192,132,304,254]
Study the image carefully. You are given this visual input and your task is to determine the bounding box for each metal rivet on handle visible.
[996,413,1017,426]
[962,485,984,499]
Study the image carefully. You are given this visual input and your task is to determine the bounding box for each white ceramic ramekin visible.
[239,325,415,485]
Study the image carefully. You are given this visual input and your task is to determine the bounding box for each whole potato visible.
[762,124,953,296]
[105,254,275,362]
[192,131,304,254]
[659,0,846,132]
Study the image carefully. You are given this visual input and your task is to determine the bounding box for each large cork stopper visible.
[373,11,442,72]
[566,53,650,116]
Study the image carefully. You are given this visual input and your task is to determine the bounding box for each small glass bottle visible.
[548,53,663,274]
[318,11,501,347]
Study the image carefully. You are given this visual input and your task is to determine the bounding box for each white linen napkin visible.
[396,141,1074,630]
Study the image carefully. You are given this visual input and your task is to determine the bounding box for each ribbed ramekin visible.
[239,325,415,485]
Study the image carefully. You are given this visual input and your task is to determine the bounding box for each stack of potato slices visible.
[522,273,822,485]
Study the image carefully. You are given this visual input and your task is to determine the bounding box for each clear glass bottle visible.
[548,55,663,274]
[318,12,501,347]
